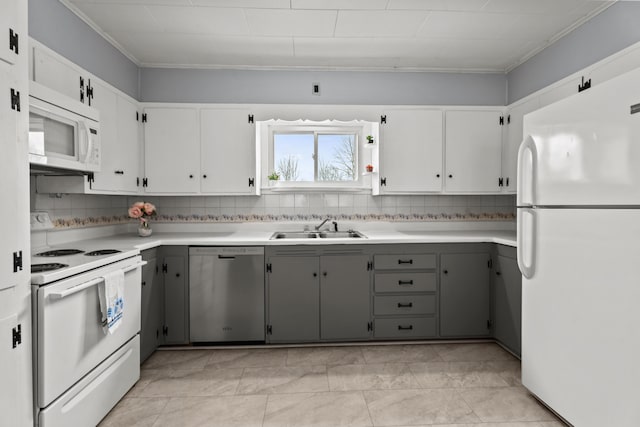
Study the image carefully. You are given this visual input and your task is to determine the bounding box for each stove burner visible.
[36,249,85,257]
[31,263,69,273]
[84,249,122,256]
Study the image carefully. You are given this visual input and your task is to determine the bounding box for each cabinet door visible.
[116,95,142,193]
[163,253,188,344]
[379,109,443,193]
[0,0,18,65]
[494,254,522,356]
[140,251,160,362]
[440,253,491,337]
[143,108,199,193]
[320,255,371,340]
[200,109,256,194]
[0,312,19,426]
[33,47,84,103]
[503,99,539,194]
[267,256,319,342]
[445,110,503,193]
[0,64,19,290]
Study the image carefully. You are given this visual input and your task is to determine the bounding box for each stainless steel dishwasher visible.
[189,247,265,343]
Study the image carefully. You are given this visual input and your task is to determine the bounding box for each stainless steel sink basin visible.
[270,230,366,240]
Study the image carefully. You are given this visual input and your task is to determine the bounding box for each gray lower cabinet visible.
[266,247,372,343]
[162,246,189,345]
[320,255,371,341]
[140,248,162,363]
[440,252,491,337]
[492,245,522,356]
[267,255,320,343]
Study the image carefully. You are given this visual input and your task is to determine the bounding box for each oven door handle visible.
[49,261,147,300]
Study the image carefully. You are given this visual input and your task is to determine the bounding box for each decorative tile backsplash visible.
[32,192,516,229]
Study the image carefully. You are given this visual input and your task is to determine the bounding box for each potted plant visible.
[366,135,374,144]
[267,171,280,186]
[365,164,374,173]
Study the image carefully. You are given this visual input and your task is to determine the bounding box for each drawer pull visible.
[398,325,413,331]
[398,259,413,265]
[397,302,413,308]
[398,280,414,286]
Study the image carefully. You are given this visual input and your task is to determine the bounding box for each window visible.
[259,119,377,190]
[273,130,357,182]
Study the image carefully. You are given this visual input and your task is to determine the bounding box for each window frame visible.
[266,121,369,190]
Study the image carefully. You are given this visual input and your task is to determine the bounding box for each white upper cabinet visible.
[143,107,200,194]
[503,98,540,194]
[200,108,257,194]
[377,109,443,193]
[444,110,503,193]
[0,0,19,65]
[32,46,95,105]
[90,81,141,193]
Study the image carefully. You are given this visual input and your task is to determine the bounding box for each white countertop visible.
[73,229,517,251]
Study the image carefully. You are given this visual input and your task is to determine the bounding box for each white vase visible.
[138,225,152,237]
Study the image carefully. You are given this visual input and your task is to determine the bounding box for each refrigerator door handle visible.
[517,207,536,279]
[517,135,537,207]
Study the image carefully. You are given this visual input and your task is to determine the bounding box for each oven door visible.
[34,256,143,408]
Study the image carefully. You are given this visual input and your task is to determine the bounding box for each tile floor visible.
[99,342,564,427]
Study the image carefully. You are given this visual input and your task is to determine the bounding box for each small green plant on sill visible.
[268,171,280,181]
[366,135,374,143]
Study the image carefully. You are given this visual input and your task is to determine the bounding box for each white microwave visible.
[29,82,101,173]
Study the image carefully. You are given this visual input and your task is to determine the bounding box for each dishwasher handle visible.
[218,255,236,260]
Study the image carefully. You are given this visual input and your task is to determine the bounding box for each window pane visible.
[317,134,357,182]
[274,133,314,181]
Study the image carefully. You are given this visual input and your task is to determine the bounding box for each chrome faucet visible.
[315,218,338,232]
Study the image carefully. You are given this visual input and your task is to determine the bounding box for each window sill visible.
[261,185,371,194]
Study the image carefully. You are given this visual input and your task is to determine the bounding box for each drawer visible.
[374,295,436,316]
[374,317,436,339]
[374,254,436,270]
[375,272,436,293]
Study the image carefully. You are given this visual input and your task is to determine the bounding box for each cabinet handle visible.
[189,174,194,179]
[323,272,327,277]
[398,325,413,331]
[448,174,453,178]
[397,302,413,308]
[436,174,440,178]
[496,271,501,276]
[398,259,413,265]
[313,272,317,277]
[203,174,207,179]
[114,170,124,175]
[176,273,180,277]
[443,270,448,274]
[398,280,413,286]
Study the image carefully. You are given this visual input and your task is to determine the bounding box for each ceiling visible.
[61,0,615,72]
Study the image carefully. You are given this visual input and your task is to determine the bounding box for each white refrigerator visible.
[517,67,640,427]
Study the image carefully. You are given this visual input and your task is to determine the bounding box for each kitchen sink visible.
[270,230,366,240]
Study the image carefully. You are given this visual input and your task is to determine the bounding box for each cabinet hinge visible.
[141,113,147,123]
[136,177,140,187]
[507,114,511,125]
[162,263,168,273]
[155,265,159,273]
[505,177,510,187]
[578,76,591,93]
[143,178,148,188]
[12,324,22,348]
[498,177,503,187]
[266,325,273,335]
[499,116,504,126]
[10,88,20,112]
[86,79,93,106]
[162,325,168,336]
[87,173,95,184]
[13,251,22,273]
[248,177,255,187]
[248,114,254,124]
[266,263,272,273]
[367,322,373,332]
[488,258,493,269]
[380,177,387,186]
[80,76,85,103]
[9,29,19,55]
[367,261,373,271]
[136,111,139,121]
[380,115,387,124]
[487,320,493,330]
